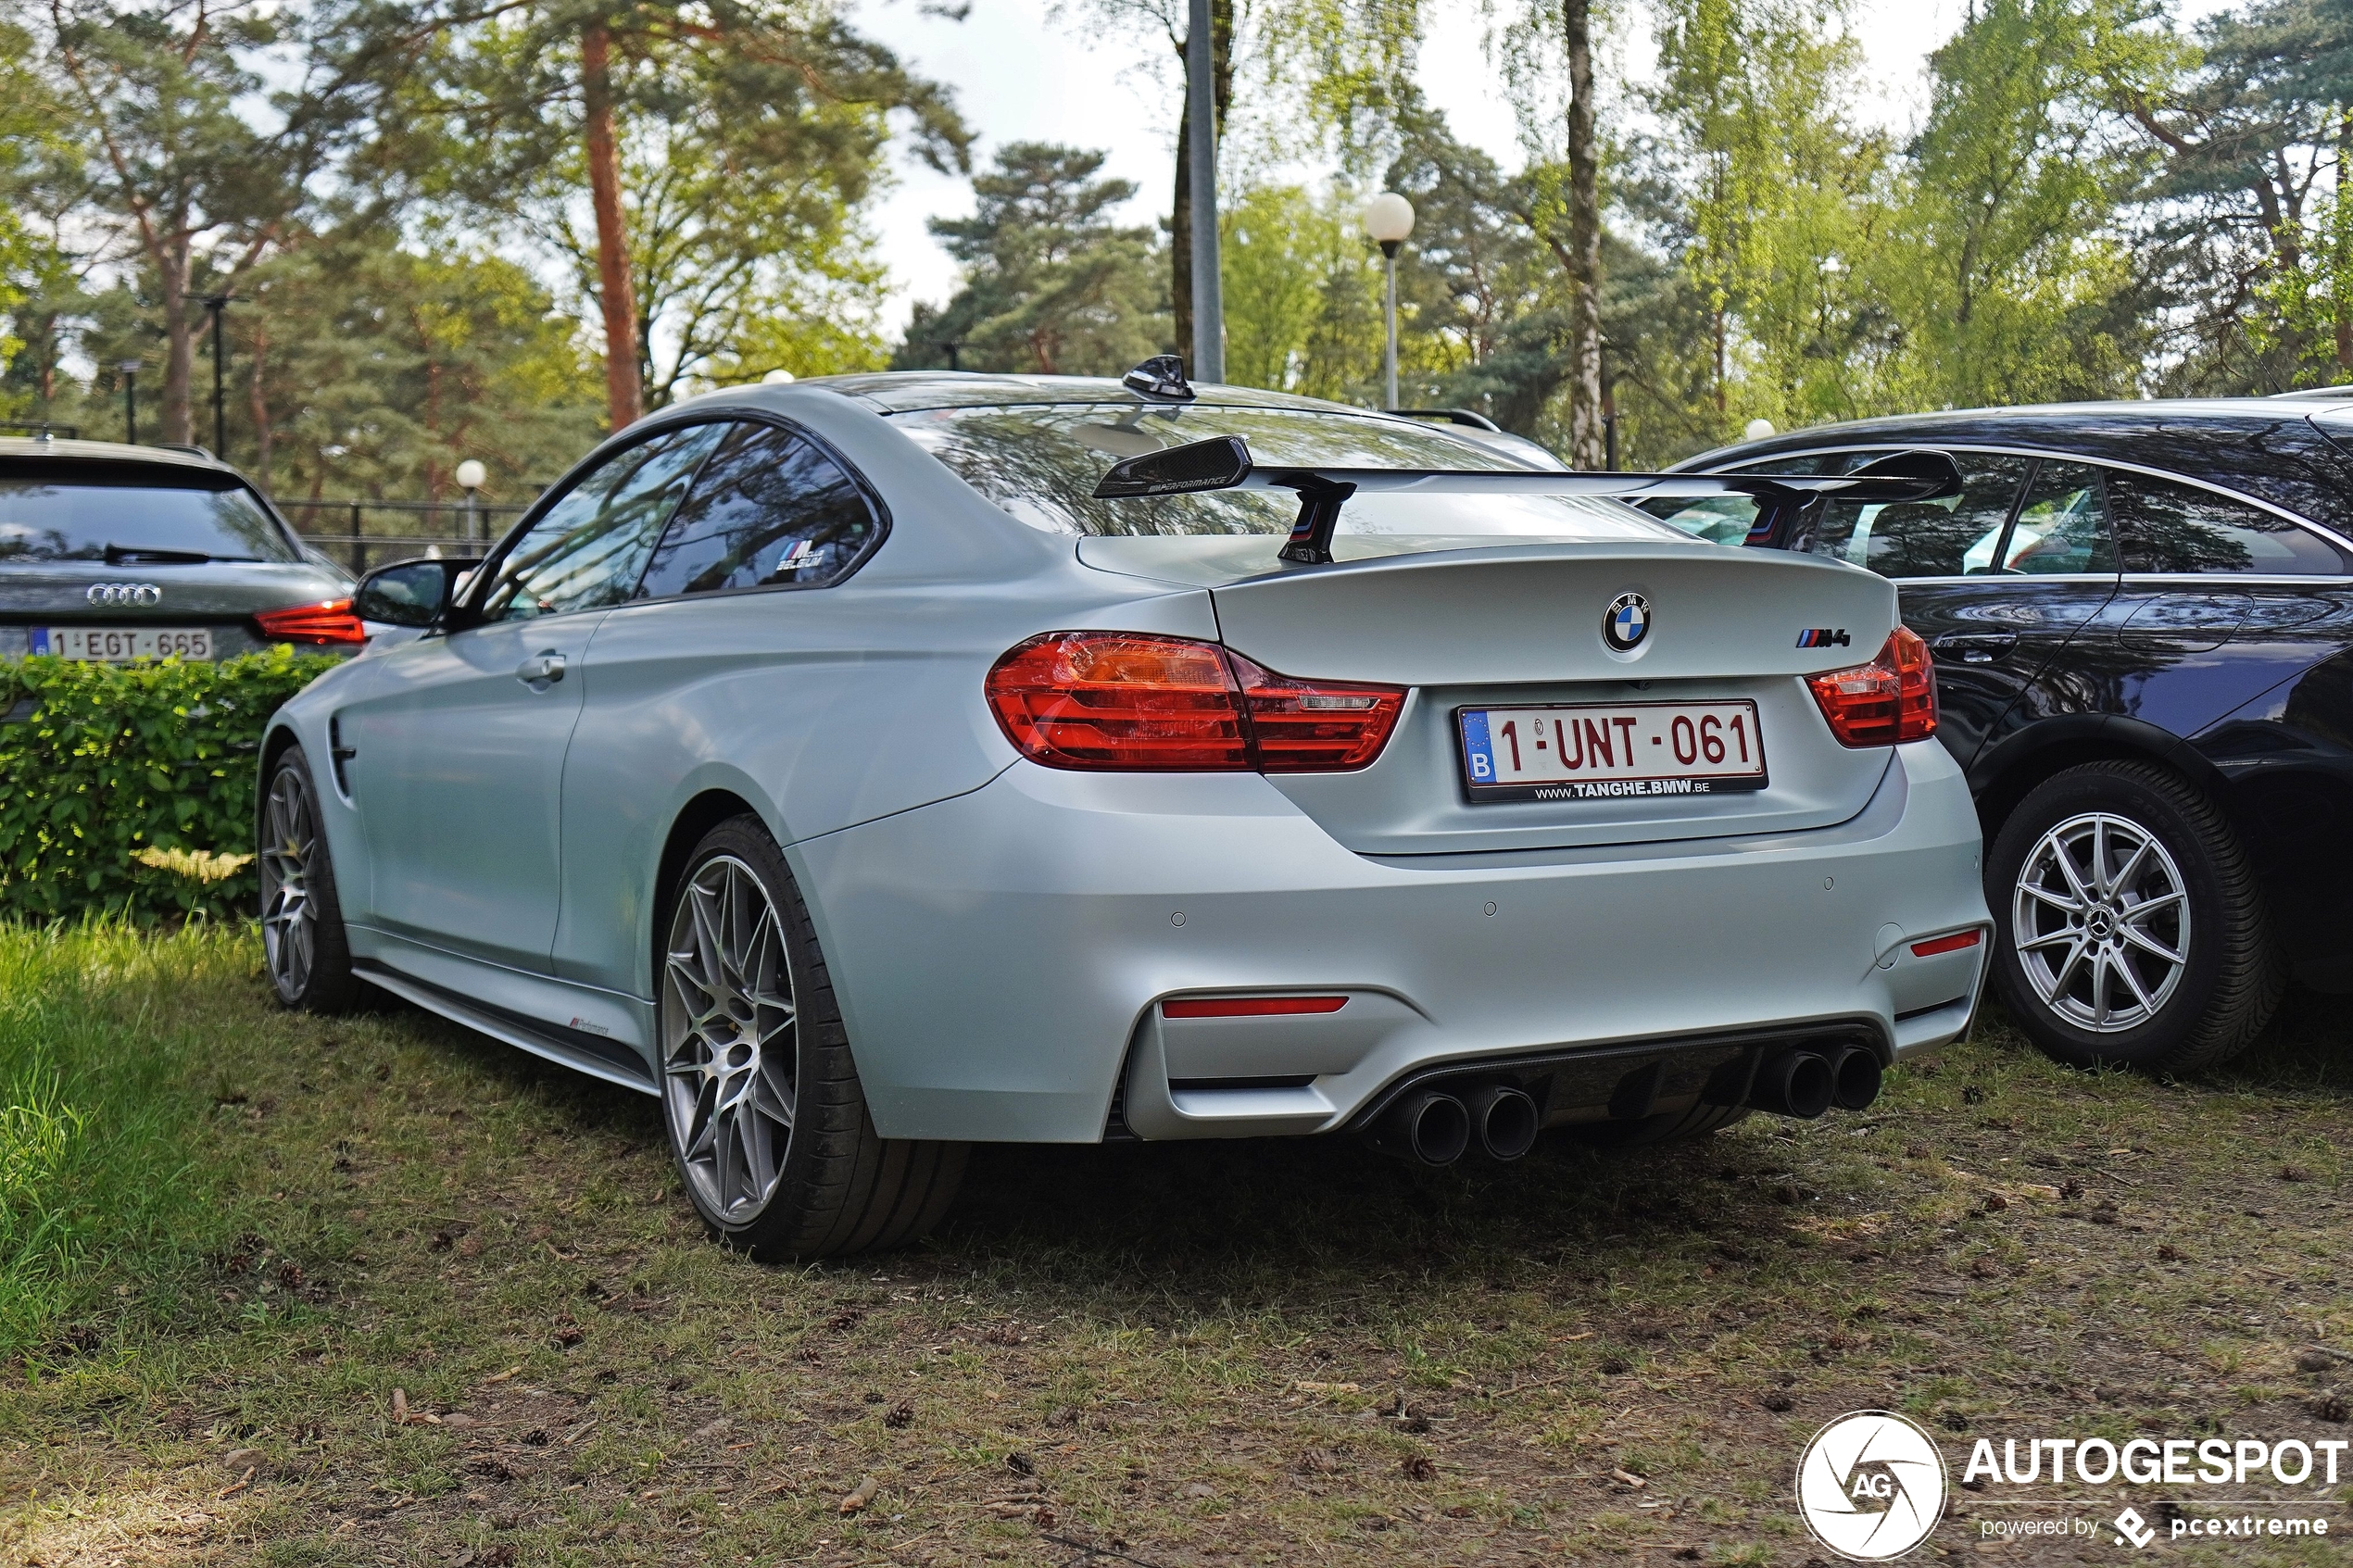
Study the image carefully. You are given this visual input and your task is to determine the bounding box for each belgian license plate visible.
[1457,700,1768,802]
[31,626,216,661]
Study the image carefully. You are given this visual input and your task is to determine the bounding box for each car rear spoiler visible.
[1090,437,1963,565]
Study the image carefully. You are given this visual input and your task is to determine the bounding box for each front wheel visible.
[657,815,965,1259]
[1987,760,2282,1073]
[258,746,360,1012]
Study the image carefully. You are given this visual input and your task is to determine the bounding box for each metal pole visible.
[464,489,479,543]
[1380,241,1401,410]
[208,300,224,456]
[1185,0,1224,383]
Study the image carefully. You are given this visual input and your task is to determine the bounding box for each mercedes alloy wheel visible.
[1988,760,2281,1073]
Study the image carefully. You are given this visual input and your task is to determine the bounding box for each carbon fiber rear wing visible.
[1090,437,1962,565]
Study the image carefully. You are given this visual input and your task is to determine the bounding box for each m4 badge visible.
[1796,628,1851,648]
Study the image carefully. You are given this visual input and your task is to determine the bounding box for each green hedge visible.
[0,649,342,922]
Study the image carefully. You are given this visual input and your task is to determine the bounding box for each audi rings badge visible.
[85,583,163,608]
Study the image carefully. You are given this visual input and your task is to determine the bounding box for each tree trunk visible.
[583,21,643,430]
[158,234,195,445]
[1564,0,1604,468]
[1169,0,1232,371]
[2337,110,2352,371]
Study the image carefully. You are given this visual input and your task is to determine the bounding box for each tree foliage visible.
[894,144,1167,376]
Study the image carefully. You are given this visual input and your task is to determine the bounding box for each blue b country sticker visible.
[1461,709,1495,781]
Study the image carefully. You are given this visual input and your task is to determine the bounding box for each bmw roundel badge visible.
[1604,592,1651,652]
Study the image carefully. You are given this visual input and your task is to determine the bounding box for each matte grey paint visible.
[267,377,1989,1143]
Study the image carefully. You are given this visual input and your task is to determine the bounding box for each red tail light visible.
[255,598,368,646]
[1806,626,1936,746]
[986,631,1405,772]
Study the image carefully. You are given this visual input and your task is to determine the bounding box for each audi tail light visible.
[986,631,1405,772]
[1805,626,1936,746]
[255,598,369,646]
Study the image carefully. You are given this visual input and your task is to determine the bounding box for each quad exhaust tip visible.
[1370,1083,1540,1166]
[1831,1044,1882,1111]
[1751,1048,1836,1120]
[1749,1044,1885,1120]
[1369,1089,1472,1166]
[1367,1040,1885,1160]
[1465,1084,1540,1161]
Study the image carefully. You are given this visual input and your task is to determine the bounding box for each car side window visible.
[635,421,880,599]
[2105,470,2350,575]
[477,423,728,622]
[1792,453,2029,579]
[2001,460,2118,575]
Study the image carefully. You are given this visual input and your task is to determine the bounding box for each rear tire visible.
[258,746,360,1012]
[1987,760,2282,1073]
[1564,1100,1751,1148]
[657,815,965,1259]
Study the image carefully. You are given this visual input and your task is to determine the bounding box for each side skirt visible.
[352,958,659,1097]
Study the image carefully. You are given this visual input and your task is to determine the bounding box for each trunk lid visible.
[1080,535,1899,855]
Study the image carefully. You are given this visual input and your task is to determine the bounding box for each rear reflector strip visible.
[1162,996,1349,1019]
[1909,930,1983,958]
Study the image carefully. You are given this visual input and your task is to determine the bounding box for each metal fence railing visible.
[274,496,538,576]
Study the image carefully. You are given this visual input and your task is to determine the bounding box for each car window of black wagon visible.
[1769,453,2029,578]
[635,422,878,597]
[479,423,727,621]
[2002,460,2118,575]
[2105,470,2350,575]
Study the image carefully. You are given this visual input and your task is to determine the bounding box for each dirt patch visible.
[3,958,2349,1563]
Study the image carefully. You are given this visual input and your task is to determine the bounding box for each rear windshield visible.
[0,471,302,564]
[891,403,1684,543]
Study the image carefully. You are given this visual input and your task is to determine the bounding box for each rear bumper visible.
[792,738,1988,1144]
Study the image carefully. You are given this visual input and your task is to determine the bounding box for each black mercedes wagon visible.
[1662,397,2353,1073]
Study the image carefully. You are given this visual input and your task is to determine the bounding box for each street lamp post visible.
[454,459,486,544]
[118,360,141,445]
[1361,193,1416,411]
[1185,0,1224,383]
[200,295,237,458]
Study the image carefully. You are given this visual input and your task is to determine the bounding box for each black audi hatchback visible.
[1660,397,2353,1073]
[1,435,362,659]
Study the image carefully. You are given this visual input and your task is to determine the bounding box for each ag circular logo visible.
[1796,1410,1947,1561]
[1603,591,1650,652]
[86,582,162,607]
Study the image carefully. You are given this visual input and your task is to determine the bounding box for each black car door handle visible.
[1931,633,2018,665]
[517,652,566,685]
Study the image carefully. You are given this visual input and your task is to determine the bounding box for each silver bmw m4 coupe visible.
[258,362,1991,1257]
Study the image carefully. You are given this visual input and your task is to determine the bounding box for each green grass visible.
[0,922,270,1357]
[2,930,2350,1565]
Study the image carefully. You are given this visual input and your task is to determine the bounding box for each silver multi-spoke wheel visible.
[260,764,320,1000]
[2012,810,2190,1034]
[661,855,798,1223]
